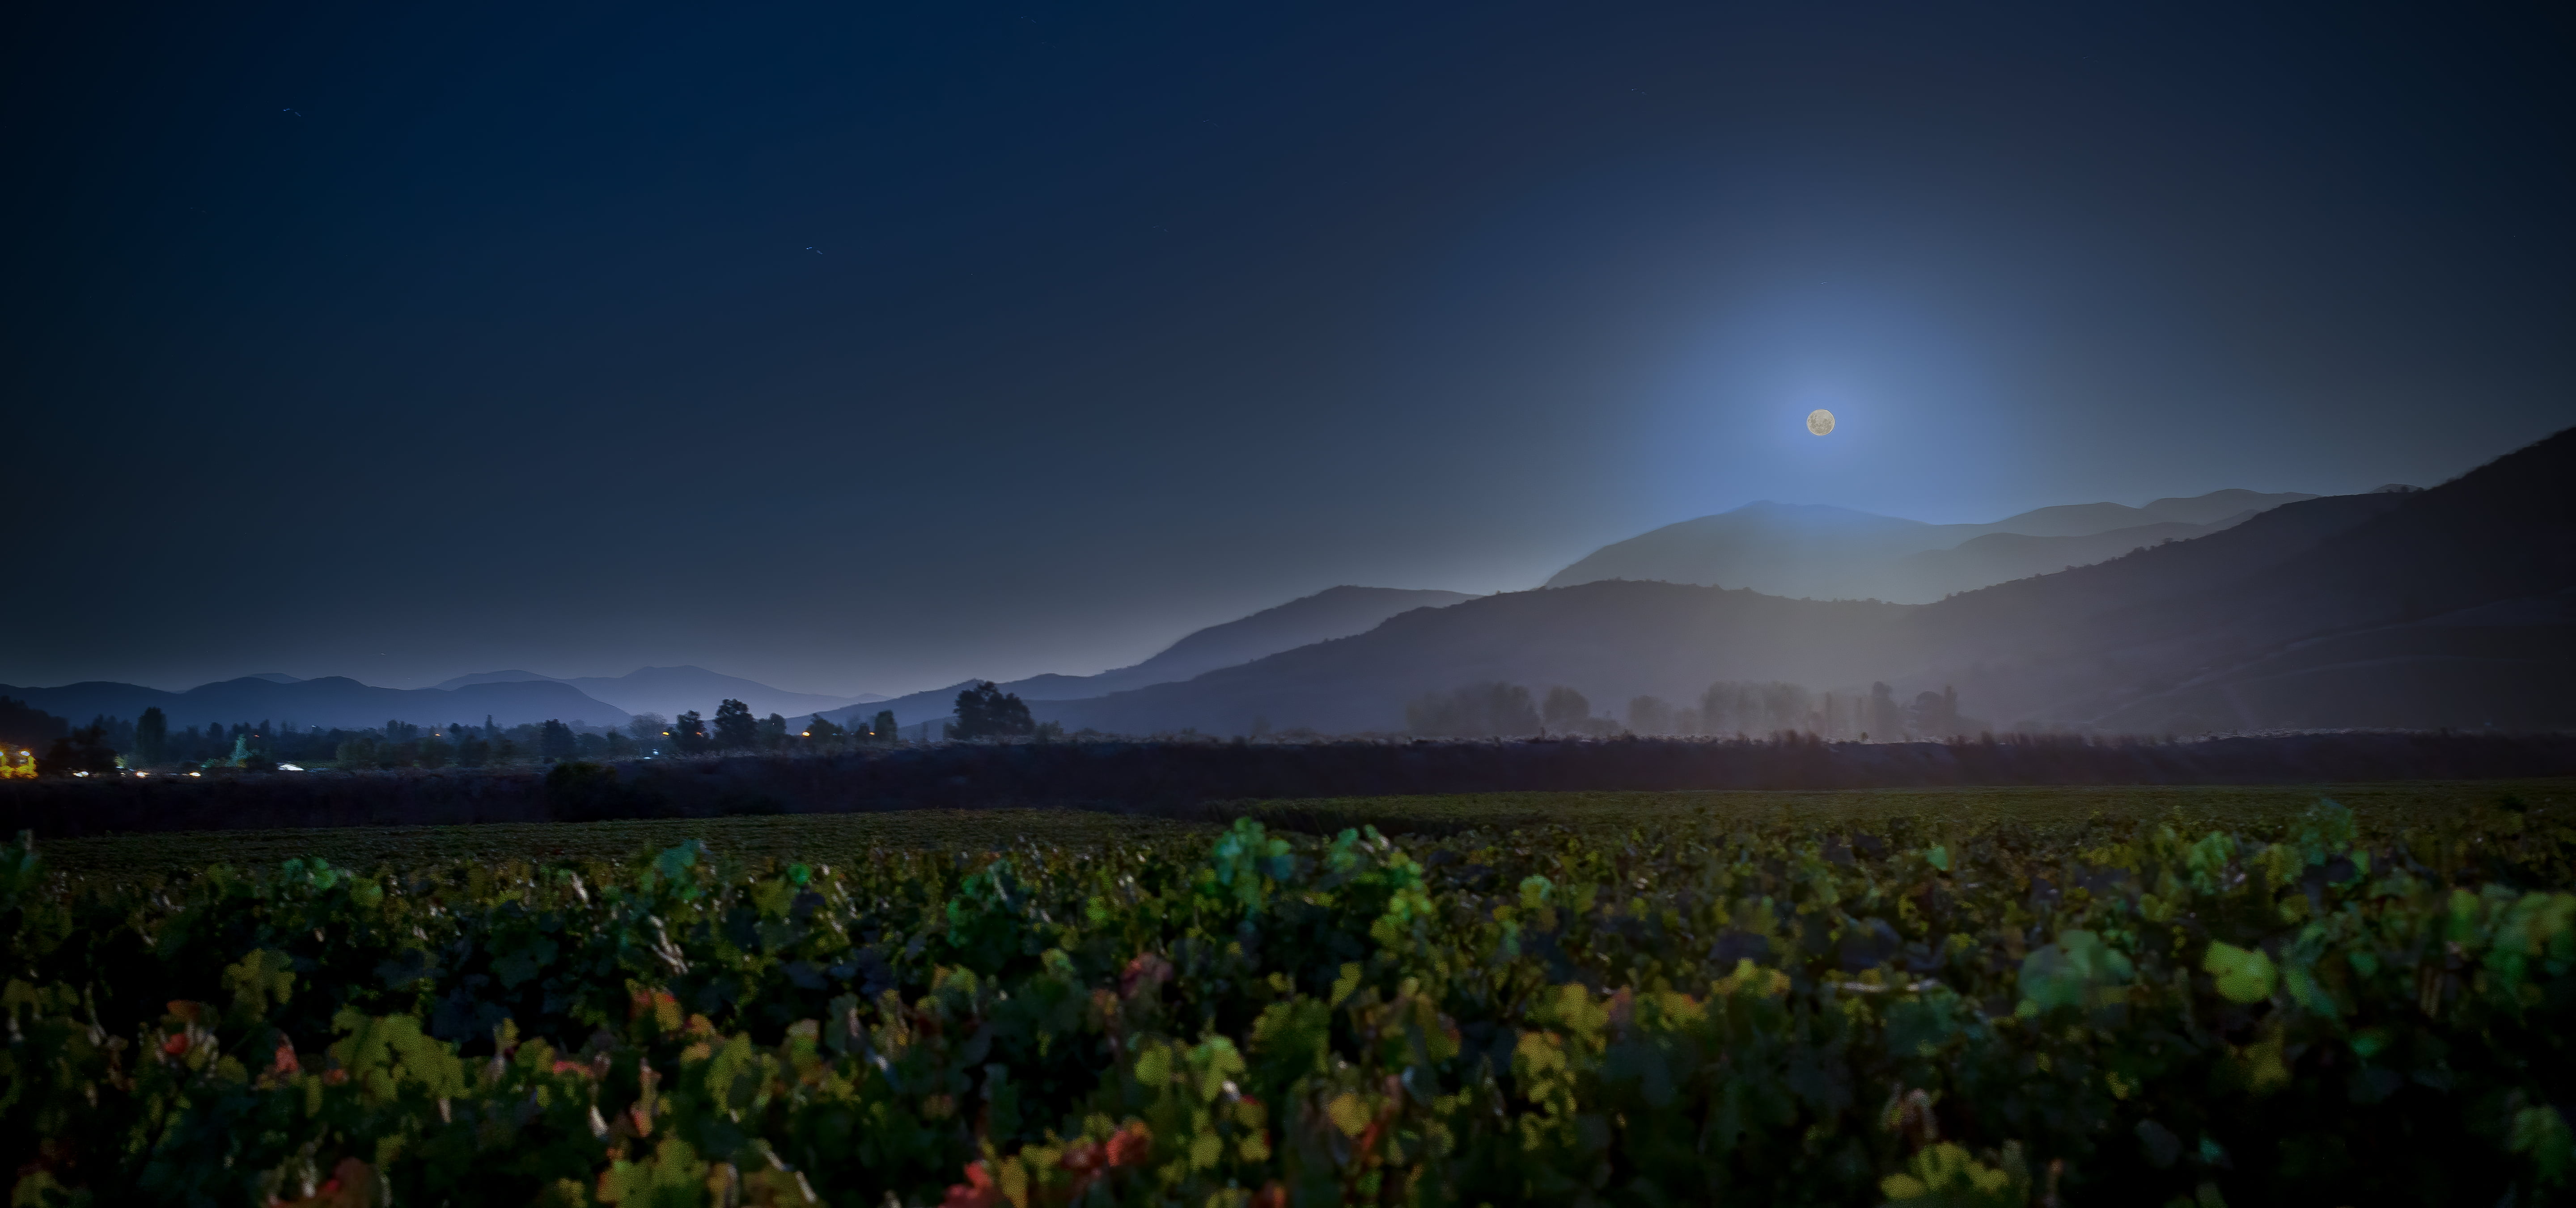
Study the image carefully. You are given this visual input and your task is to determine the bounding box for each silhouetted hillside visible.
[1100,586,1476,689]
[1545,490,2315,602]
[1907,427,2576,731]
[0,676,632,731]
[1036,584,1910,735]
[0,697,68,752]
[1889,515,2256,600]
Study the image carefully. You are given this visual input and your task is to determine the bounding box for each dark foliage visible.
[953,681,1036,740]
[670,710,710,755]
[713,699,760,751]
[0,696,69,754]
[131,706,169,767]
[2,798,2571,1204]
[36,723,119,777]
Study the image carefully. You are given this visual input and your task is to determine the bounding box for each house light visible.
[188,771,202,777]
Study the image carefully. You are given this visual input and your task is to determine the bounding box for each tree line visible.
[0,696,908,775]
[1404,680,1983,740]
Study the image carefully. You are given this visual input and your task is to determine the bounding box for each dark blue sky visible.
[8,0,2572,695]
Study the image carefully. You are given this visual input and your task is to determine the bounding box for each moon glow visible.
[1805,409,1835,435]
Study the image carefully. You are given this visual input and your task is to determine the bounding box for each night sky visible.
[8,1,2572,696]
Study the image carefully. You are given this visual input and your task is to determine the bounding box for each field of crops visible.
[37,809,1212,879]
[6,781,2573,1206]
[40,780,2574,877]
[1224,778,2576,840]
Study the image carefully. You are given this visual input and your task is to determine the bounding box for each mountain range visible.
[1545,488,2322,603]
[11,444,2563,743]
[1014,431,2571,736]
[0,589,1476,735]
[429,666,887,723]
[0,675,633,733]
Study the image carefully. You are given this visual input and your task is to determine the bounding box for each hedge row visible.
[11,730,2574,837]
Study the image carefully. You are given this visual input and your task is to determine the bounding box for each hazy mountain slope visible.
[1089,587,1476,692]
[431,666,884,720]
[1542,503,1985,599]
[813,587,1476,727]
[1545,489,2316,602]
[2138,489,2322,525]
[1904,429,2576,730]
[557,667,881,719]
[1975,490,2315,537]
[434,670,552,689]
[1887,515,2258,601]
[0,676,632,731]
[1034,583,1911,736]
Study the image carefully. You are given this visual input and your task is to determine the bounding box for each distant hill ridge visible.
[1546,488,2318,602]
[0,675,633,733]
[429,666,885,722]
[815,586,1476,729]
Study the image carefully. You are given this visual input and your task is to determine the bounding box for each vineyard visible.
[5,788,2573,1206]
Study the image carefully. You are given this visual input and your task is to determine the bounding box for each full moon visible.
[1805,408,1835,435]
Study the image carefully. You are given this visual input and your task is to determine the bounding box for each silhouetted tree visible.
[1627,696,1674,735]
[759,713,789,749]
[1867,682,1903,739]
[1406,683,1540,738]
[713,699,759,750]
[133,707,170,766]
[951,682,1035,739]
[870,710,898,743]
[1906,686,1963,737]
[805,717,846,744]
[1701,681,1817,737]
[538,719,576,761]
[1541,687,1592,733]
[0,697,68,756]
[670,711,710,754]
[39,723,119,776]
